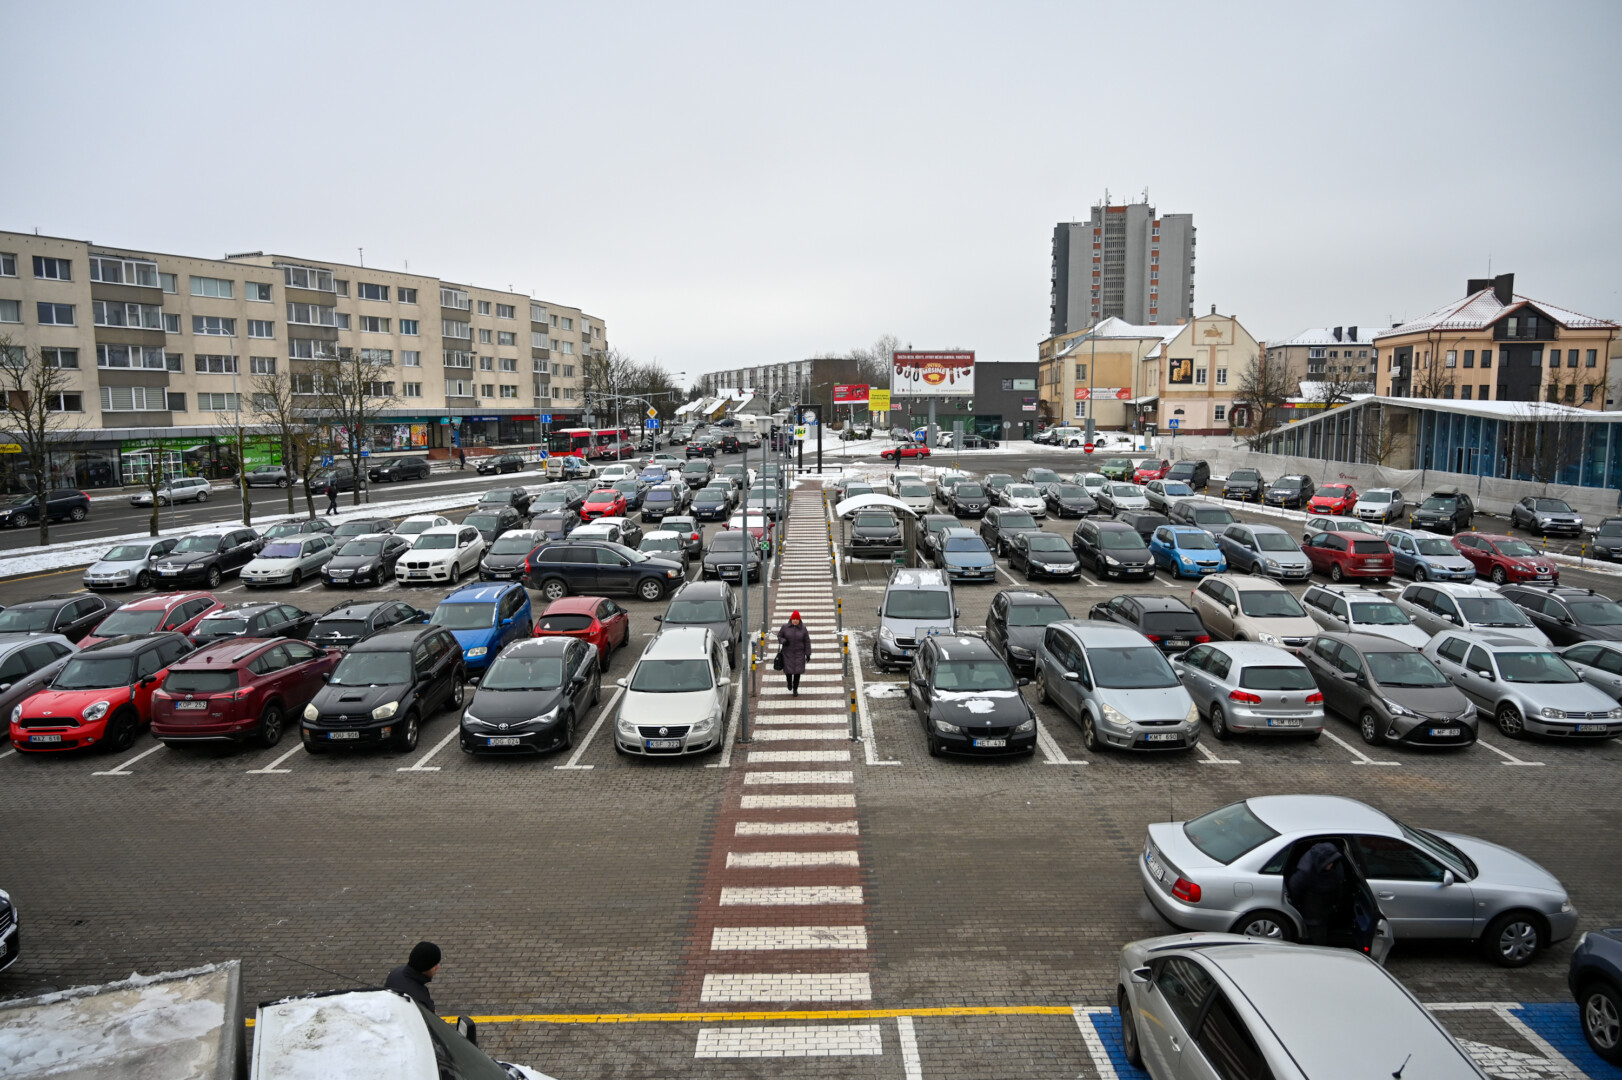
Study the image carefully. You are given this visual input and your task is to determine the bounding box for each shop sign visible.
[0,444,20,454]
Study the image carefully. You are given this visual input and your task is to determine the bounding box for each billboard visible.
[868,388,891,412]
[833,384,870,404]
[1074,387,1132,400]
[893,350,974,397]
[1168,358,1194,385]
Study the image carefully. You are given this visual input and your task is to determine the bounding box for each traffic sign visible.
[1084,443,1095,454]
[645,418,660,429]
[540,413,552,423]
[793,425,808,442]
[320,455,333,466]
[646,407,658,419]
[1169,419,1180,429]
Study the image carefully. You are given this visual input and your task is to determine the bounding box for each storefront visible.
[120,434,282,485]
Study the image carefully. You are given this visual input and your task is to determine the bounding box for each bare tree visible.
[0,335,88,545]
[1232,354,1294,448]
[1410,356,1457,400]
[251,367,330,519]
[1308,364,1374,409]
[311,347,398,507]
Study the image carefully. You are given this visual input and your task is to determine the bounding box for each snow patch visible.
[864,682,905,698]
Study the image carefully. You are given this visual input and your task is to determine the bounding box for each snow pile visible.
[253,990,427,1080]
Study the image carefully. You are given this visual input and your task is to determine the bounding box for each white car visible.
[395,524,485,583]
[646,453,682,469]
[887,471,924,494]
[241,533,338,587]
[83,537,180,590]
[1076,473,1109,496]
[614,627,733,757]
[128,476,212,506]
[598,464,638,483]
[1002,483,1048,517]
[395,514,452,537]
[1103,483,1150,513]
[573,520,629,545]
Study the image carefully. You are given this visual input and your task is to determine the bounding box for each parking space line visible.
[1194,741,1240,765]
[1035,719,1087,765]
[1474,739,1545,767]
[844,630,897,765]
[897,1015,924,1080]
[398,727,459,772]
[247,745,303,774]
[1320,729,1400,766]
[0,749,14,762]
[92,743,165,775]
[556,687,622,770]
[1071,1006,1120,1080]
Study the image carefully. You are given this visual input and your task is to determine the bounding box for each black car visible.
[1164,459,1211,490]
[719,464,749,490]
[479,487,532,517]
[481,529,541,581]
[640,484,689,522]
[526,540,686,602]
[1116,510,1172,544]
[367,456,432,483]
[849,509,904,559]
[658,580,743,663]
[1222,468,1267,502]
[958,433,998,449]
[685,438,717,458]
[152,528,264,588]
[1007,531,1081,581]
[0,594,114,642]
[680,461,715,488]
[332,516,396,540]
[531,510,579,541]
[1071,519,1155,579]
[193,603,317,645]
[692,484,735,521]
[529,486,586,514]
[310,466,364,494]
[243,465,291,488]
[1088,594,1210,653]
[1592,517,1622,560]
[662,515,704,559]
[985,589,1070,675]
[1168,500,1237,535]
[979,506,1041,556]
[701,529,763,583]
[462,506,524,544]
[1264,474,1317,509]
[459,636,599,754]
[301,625,465,753]
[1500,584,1622,645]
[475,453,527,475]
[906,634,1036,757]
[1408,488,1475,534]
[324,533,413,586]
[719,434,741,454]
[1043,483,1097,518]
[0,489,90,528]
[611,479,648,512]
[919,513,960,563]
[946,482,990,518]
[307,600,429,649]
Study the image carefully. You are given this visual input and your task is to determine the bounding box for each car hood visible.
[157,551,219,568]
[313,682,410,715]
[1225,479,1262,490]
[20,687,132,715]
[1097,684,1192,723]
[1430,830,1566,895]
[1503,556,1558,574]
[246,556,306,572]
[1009,498,1045,511]
[309,623,366,645]
[328,553,383,570]
[465,686,567,723]
[483,552,529,569]
[406,548,460,565]
[87,558,147,575]
[1470,624,1550,647]
[1029,550,1079,566]
[1508,680,1621,712]
[885,616,954,640]
[1056,497,1096,510]
[1172,547,1224,563]
[1237,613,1320,640]
[449,626,501,652]
[927,689,1029,726]
[620,689,721,727]
[1097,547,1153,566]
[1005,626,1047,653]
[1257,551,1311,568]
[1356,624,1433,649]
[704,550,761,567]
[1412,506,1455,520]
[1113,496,1150,508]
[662,618,731,644]
[954,497,988,508]
[1419,553,1475,572]
[1373,681,1472,717]
[943,551,993,568]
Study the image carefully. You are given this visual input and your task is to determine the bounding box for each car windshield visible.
[334,522,381,536]
[996,513,1036,531]
[1275,478,1307,490]
[337,540,387,559]
[1495,539,1538,557]
[1414,536,1456,556]
[1238,665,1316,691]
[855,512,897,528]
[163,668,239,693]
[944,537,989,553]
[1231,471,1260,482]
[0,608,56,632]
[1027,534,1072,553]
[413,534,457,550]
[103,544,155,562]
[95,609,165,635]
[53,656,136,690]
[1316,486,1350,497]
[1192,507,1233,524]
[935,660,1015,691]
[642,537,679,551]
[665,599,727,624]
[613,481,640,492]
[1459,598,1533,627]
[1238,590,1307,618]
[1175,532,1217,550]
[1567,600,1622,626]
[481,654,565,691]
[1598,521,1622,537]
[1532,499,1572,512]
[1351,602,1409,625]
[1160,483,1194,496]
[629,658,714,693]
[898,482,930,497]
[1110,485,1139,497]
[1007,602,1068,627]
[587,490,618,501]
[1028,470,1059,483]
[1099,530,1147,550]
[1007,485,1040,499]
[431,603,496,630]
[1366,651,1450,687]
[1497,651,1580,684]
[172,535,223,553]
[1361,491,1391,503]
[260,542,303,559]
[1090,646,1178,689]
[1184,802,1280,864]
[397,520,437,534]
[1255,533,1299,552]
[1421,497,1457,510]
[1,495,36,508]
[645,490,675,503]
[331,651,412,686]
[884,591,952,619]
[955,485,985,498]
[710,533,747,551]
[696,490,726,503]
[1051,485,1088,499]
[492,535,537,555]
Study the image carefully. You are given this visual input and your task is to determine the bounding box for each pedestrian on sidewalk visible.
[776,611,812,695]
[384,941,441,1011]
[324,481,339,516]
[457,447,466,471]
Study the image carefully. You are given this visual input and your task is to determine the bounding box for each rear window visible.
[1238,666,1315,691]
[163,668,240,693]
[1351,540,1390,555]
[1141,612,1204,634]
[1183,802,1280,864]
[998,513,1037,530]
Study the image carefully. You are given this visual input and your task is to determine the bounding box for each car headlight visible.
[1560,899,1574,913]
[465,646,488,658]
[1101,703,1130,728]
[1185,703,1199,724]
[304,704,319,721]
[1265,559,1281,569]
[690,713,719,736]
[372,700,399,720]
[532,706,560,726]
[934,719,963,734]
[1256,633,1280,646]
[1014,718,1036,734]
[1540,707,1566,720]
[880,626,896,642]
[82,700,111,722]
[616,714,638,736]
[1609,708,1622,720]
[1383,698,1417,718]
[1006,644,1033,658]
[1102,555,1121,566]
[9,705,20,724]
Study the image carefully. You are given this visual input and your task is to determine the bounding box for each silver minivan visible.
[1034,622,1198,752]
[1395,582,1551,646]
[874,567,958,673]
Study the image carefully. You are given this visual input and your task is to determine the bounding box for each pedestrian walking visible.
[1287,841,1351,946]
[383,941,441,1011]
[325,481,339,516]
[776,611,812,695]
[457,447,466,471]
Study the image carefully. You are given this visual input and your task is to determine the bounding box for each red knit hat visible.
[791,611,801,620]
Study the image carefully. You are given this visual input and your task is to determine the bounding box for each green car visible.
[1100,457,1136,482]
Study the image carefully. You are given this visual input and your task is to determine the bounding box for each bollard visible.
[849,686,859,743]
[836,597,843,631]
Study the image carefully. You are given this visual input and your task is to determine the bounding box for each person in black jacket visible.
[384,941,441,1011]
[1287,842,1350,946]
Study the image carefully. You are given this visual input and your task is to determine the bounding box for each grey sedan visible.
[1172,642,1324,739]
[1140,793,1579,966]
[1422,630,1622,740]
[241,534,338,587]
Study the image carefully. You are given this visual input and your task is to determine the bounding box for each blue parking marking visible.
[1514,1002,1622,1078]
[1087,1007,1148,1079]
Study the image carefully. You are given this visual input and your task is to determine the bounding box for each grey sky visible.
[5,1,1619,379]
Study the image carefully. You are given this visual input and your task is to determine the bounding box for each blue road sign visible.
[361,449,370,457]
[320,455,333,466]
[646,418,661,429]
[540,414,552,423]
[1168,419,1180,429]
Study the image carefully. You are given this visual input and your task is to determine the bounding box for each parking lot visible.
[1,444,1618,1078]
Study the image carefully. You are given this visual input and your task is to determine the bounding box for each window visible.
[1463,350,1474,368]
[1195,367,1207,384]
[479,328,492,344]
[248,319,274,338]
[1565,384,1576,403]
[398,287,417,304]
[195,354,239,374]
[190,275,233,298]
[36,302,75,325]
[550,313,559,327]
[290,373,316,394]
[1568,349,1579,369]
[1442,384,1455,399]
[1551,349,1561,366]
[530,303,546,322]
[0,299,18,323]
[100,385,165,411]
[160,272,178,293]
[496,303,515,319]
[1460,385,1473,400]
[168,392,187,411]
[444,350,473,369]
[33,256,71,280]
[1445,350,1457,368]
[443,319,470,339]
[1215,367,1227,385]
[192,315,236,336]
[198,392,241,412]
[445,379,472,397]
[560,316,573,331]
[333,311,350,330]
[499,356,518,372]
[497,331,516,346]
[250,356,276,374]
[532,331,548,349]
[1506,317,1518,337]
[0,345,21,368]
[533,357,548,373]
[290,338,338,360]
[440,287,470,310]
[1214,405,1227,421]
[1587,349,1598,368]
[89,256,159,287]
[403,382,422,397]
[1481,349,1493,369]
[354,348,390,364]
[286,302,336,326]
[477,300,491,316]
[41,348,78,368]
[556,340,574,354]
[359,315,390,333]
[402,350,420,367]
[357,282,388,301]
[333,278,348,297]
[45,392,82,413]
[562,364,574,377]
[365,381,393,397]
[96,344,168,369]
[479,382,495,398]
[93,301,163,329]
[1480,384,1490,400]
[0,253,14,276]
[1584,384,1596,403]
[497,384,518,399]
[1307,347,1325,359]
[281,265,334,292]
[479,355,494,371]
[399,318,419,335]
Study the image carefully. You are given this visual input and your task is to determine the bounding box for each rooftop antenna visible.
[357,247,364,267]
[1142,186,1149,204]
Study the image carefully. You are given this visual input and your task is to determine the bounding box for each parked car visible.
[640,483,690,522]
[979,506,1041,556]
[1383,527,1477,582]
[999,483,1048,517]
[129,476,213,506]
[680,460,716,489]
[527,539,684,602]
[394,514,452,537]
[0,594,115,642]
[1569,926,1622,1065]
[366,456,431,483]
[193,602,316,645]
[1559,640,1622,703]
[1222,468,1267,502]
[1263,473,1315,509]
[324,533,413,586]
[1301,528,1394,583]
[1143,479,1196,515]
[151,528,264,589]
[1137,793,1575,964]
[1167,500,1236,535]
[849,509,904,559]
[1453,532,1559,585]
[459,636,599,754]
[1425,630,1622,741]
[934,527,996,583]
[461,506,525,545]
[905,634,1036,757]
[956,432,998,449]
[1510,496,1584,537]
[874,568,958,672]
[701,528,763,583]
[243,464,292,488]
[9,633,195,754]
[945,481,990,517]
[1099,457,1136,482]
[1500,584,1622,645]
[307,601,427,650]
[1353,487,1407,524]
[656,581,740,664]
[1216,524,1311,580]
[984,589,1069,675]
[609,479,648,513]
[1304,631,1477,746]
[1022,467,1062,489]
[1007,531,1081,581]
[1132,460,1172,484]
[595,439,638,460]
[300,625,465,753]
[1098,483,1150,516]
[152,637,341,749]
[1395,582,1551,645]
[662,515,704,560]
[1189,575,1319,651]
[1590,517,1622,560]
[262,518,336,540]
[1164,459,1211,490]
[83,537,181,590]
[0,635,78,731]
[1303,514,1379,540]
[1089,594,1210,653]
[1034,622,1199,752]
[82,591,221,647]
[241,533,337,588]
[891,478,935,516]
[580,488,628,521]
[1300,583,1431,647]
[612,626,733,757]
[396,525,487,584]
[532,595,633,665]
[1173,641,1325,739]
[479,529,541,582]
[1409,487,1475,534]
[429,582,532,674]
[1305,483,1357,515]
[579,515,645,549]
[1149,526,1227,579]
[331,517,396,541]
[0,488,90,527]
[474,452,527,475]
[530,510,579,542]
[1071,519,1155,580]
[1115,510,1171,544]
[1043,483,1097,518]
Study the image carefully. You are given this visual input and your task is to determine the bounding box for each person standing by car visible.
[1287,842,1350,946]
[777,611,812,695]
[384,941,441,1011]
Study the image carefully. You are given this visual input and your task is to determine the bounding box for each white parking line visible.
[397,726,459,772]
[1073,1006,1121,1080]
[92,743,165,775]
[1321,729,1400,766]
[0,749,14,761]
[1475,739,1545,767]
[1035,719,1087,765]
[556,686,622,770]
[843,629,896,765]
[1195,741,1240,765]
[898,1016,924,1080]
[247,744,303,774]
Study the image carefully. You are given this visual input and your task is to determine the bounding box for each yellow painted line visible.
[1,566,86,584]
[245,1005,1078,1027]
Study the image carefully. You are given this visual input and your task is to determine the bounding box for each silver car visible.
[1353,487,1407,524]
[1216,524,1311,580]
[1116,935,1478,1080]
[1423,630,1622,740]
[1188,575,1320,651]
[1300,584,1432,648]
[614,626,732,756]
[1139,793,1579,966]
[1173,642,1324,739]
[892,479,935,516]
[1560,640,1622,703]
[129,476,212,506]
[1034,622,1199,752]
[82,537,180,590]
[1144,479,1196,515]
[241,533,338,587]
[1303,514,1378,542]
[1395,582,1551,646]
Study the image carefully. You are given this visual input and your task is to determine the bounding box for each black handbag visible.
[773,652,785,671]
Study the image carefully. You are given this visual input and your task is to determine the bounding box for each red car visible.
[1301,527,1394,583]
[10,633,196,754]
[151,636,341,749]
[881,444,931,460]
[79,591,223,648]
[1452,532,1559,585]
[580,489,628,520]
[1133,460,1172,483]
[1306,484,1358,515]
[533,596,631,661]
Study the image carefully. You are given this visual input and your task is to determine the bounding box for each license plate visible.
[1145,733,1179,742]
[1166,639,1189,648]
[29,734,62,743]
[899,649,911,658]
[487,737,521,746]
[1576,724,1608,733]
[973,738,1007,748]
[492,571,512,578]
[1534,575,1551,580]
[1364,559,1381,566]
[646,738,681,750]
[327,730,360,740]
[159,570,179,577]
[1428,727,1461,737]
[175,701,209,710]
[406,570,429,579]
[1267,718,1302,728]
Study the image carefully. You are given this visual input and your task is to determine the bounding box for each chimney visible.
[1348,325,1358,341]
[1493,273,1515,306]
[1333,326,1343,342]
[1467,278,1493,295]
[1209,304,1216,315]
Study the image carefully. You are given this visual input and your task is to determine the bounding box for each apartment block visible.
[0,229,603,489]
[698,358,862,412]
[1050,197,1195,335]
[1262,326,1380,395]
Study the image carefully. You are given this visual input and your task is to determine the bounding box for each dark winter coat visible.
[383,964,435,1011]
[777,621,812,675]
[1287,841,1349,921]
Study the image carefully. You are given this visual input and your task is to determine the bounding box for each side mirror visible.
[322,673,330,681]
[616,678,628,688]
[0,683,11,693]
[1443,613,1458,624]
[1062,671,1080,682]
[1441,869,1456,887]
[1017,677,1031,687]
[1341,670,1358,681]
[456,1016,478,1046]
[717,677,731,687]
[1130,966,1152,985]
[468,674,481,685]
[1226,603,1238,615]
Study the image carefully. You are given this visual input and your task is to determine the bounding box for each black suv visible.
[0,489,90,528]
[0,594,114,642]
[850,509,904,558]
[152,528,264,588]
[367,456,431,483]
[979,506,1041,556]
[681,460,715,488]
[462,506,524,544]
[526,540,686,602]
[1088,595,1210,653]
[1222,469,1267,502]
[1408,488,1475,534]
[479,487,533,517]
[1071,519,1155,579]
[1499,585,1622,646]
[307,601,429,650]
[475,453,527,475]
[1264,474,1317,509]
[193,603,317,645]
[311,466,364,494]
[1164,459,1211,490]
[300,625,465,753]
[905,634,1036,757]
[985,589,1070,675]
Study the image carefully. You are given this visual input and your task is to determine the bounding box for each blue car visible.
[1382,528,1477,582]
[1149,525,1227,578]
[934,527,996,583]
[639,467,670,485]
[429,582,533,673]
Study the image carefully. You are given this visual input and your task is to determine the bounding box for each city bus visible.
[546,427,595,457]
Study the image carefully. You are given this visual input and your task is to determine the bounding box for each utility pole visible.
[737,431,752,745]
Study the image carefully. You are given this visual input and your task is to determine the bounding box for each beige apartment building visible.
[0,229,603,489]
[1261,325,1380,395]
[1140,311,1262,436]
[1036,317,1174,431]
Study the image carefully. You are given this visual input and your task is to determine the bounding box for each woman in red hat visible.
[777,611,812,695]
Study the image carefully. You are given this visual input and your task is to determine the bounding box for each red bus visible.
[545,428,594,457]
[590,428,635,459]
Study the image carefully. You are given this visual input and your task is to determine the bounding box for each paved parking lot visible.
[1,448,1618,1078]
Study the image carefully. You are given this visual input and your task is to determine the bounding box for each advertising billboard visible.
[833,384,870,404]
[1168,358,1194,385]
[892,351,974,397]
[868,388,891,412]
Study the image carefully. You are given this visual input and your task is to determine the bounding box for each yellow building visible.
[1141,311,1261,435]
[1036,318,1175,431]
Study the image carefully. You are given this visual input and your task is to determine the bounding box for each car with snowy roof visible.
[906,634,1035,757]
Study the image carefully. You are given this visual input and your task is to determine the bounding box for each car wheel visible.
[1359,710,1382,745]
[1481,911,1544,967]
[105,710,140,753]
[135,570,151,589]
[1036,668,1053,704]
[1210,704,1231,741]
[541,577,569,601]
[1496,703,1525,739]
[1413,565,1428,582]
[1118,987,1144,1068]
[69,506,87,522]
[1232,910,1295,941]
[206,566,222,588]
[276,478,289,488]
[196,490,208,502]
[1580,980,1622,1064]
[257,704,285,749]
[393,710,420,752]
[15,512,34,527]
[638,577,664,602]
[447,671,466,712]
[1330,563,1345,583]
[591,671,602,706]
[290,569,302,587]
[1491,566,1507,585]
[1081,712,1102,752]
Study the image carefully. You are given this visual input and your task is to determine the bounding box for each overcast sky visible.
[6,1,1618,379]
